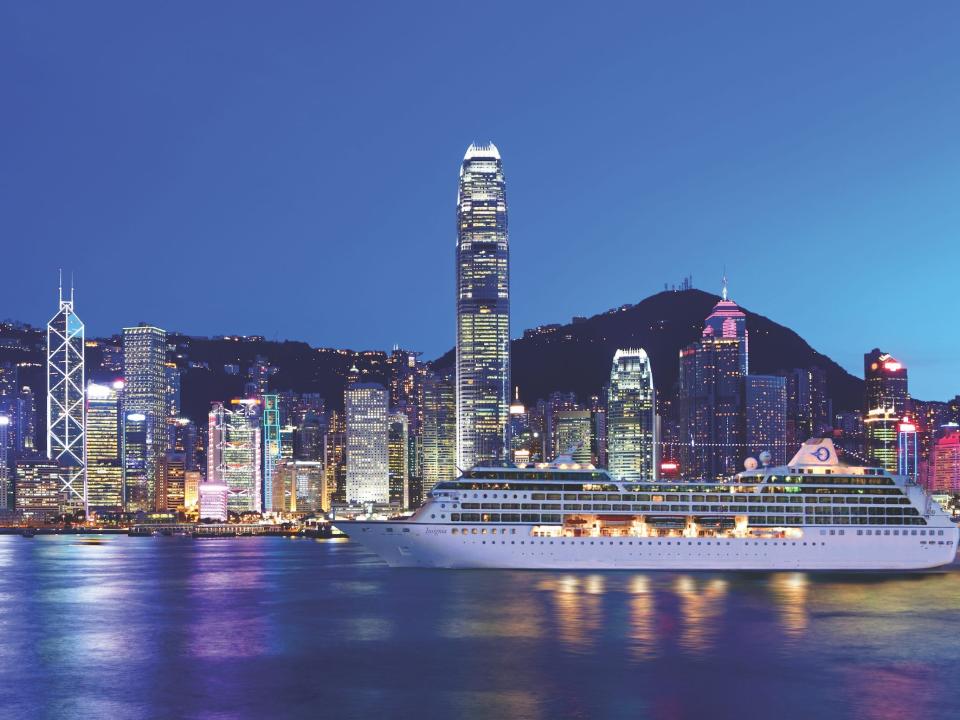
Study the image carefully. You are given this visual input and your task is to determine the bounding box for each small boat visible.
[20,528,37,538]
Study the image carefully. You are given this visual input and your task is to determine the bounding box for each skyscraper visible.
[745,374,788,465]
[927,425,960,494]
[122,411,149,509]
[388,411,409,508]
[122,324,168,510]
[864,349,909,417]
[864,349,908,471]
[422,369,456,498]
[553,410,593,465]
[345,383,389,504]
[864,407,898,472]
[702,279,748,375]
[46,277,86,515]
[85,382,123,511]
[607,348,657,481]
[678,286,748,479]
[207,400,262,513]
[456,142,510,469]
[0,414,9,511]
[262,394,281,512]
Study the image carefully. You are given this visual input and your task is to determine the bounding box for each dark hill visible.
[434,289,863,411]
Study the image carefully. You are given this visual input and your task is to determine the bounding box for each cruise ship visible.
[334,439,959,570]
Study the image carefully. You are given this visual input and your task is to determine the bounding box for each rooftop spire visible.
[721,271,728,302]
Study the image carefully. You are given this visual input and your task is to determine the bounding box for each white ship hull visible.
[336,521,959,571]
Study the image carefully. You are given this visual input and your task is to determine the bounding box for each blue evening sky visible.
[1,2,958,399]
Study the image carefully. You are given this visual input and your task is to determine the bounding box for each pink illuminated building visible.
[927,425,960,494]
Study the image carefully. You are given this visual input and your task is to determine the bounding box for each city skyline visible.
[2,4,960,400]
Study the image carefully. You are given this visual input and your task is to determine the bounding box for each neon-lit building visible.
[183,470,201,510]
[0,414,9,510]
[86,382,123,511]
[927,425,960,494]
[897,417,918,482]
[122,324,168,510]
[345,383,389,504]
[47,278,86,515]
[607,348,657,481]
[864,407,898,473]
[456,142,511,469]
[208,400,262,514]
[678,283,748,479]
[864,349,909,417]
[262,394,281,511]
[198,479,229,521]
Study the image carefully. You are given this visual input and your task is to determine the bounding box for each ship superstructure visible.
[335,439,958,570]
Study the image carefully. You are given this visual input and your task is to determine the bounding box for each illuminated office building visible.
[745,375,788,465]
[678,284,747,479]
[864,349,909,471]
[15,457,60,521]
[208,400,262,513]
[262,394,281,511]
[553,410,593,465]
[345,383,389,504]
[422,369,456,498]
[897,417,918,482]
[607,348,657,481]
[122,324,168,510]
[388,411,409,508]
[456,142,511,469]
[167,417,197,471]
[198,478,229,521]
[158,451,186,510]
[183,470,201,510]
[324,424,347,505]
[47,278,86,514]
[272,459,324,513]
[864,349,909,417]
[0,414,9,510]
[86,382,123,511]
[123,412,149,508]
[927,425,960,494]
[864,407,898,472]
[165,362,181,417]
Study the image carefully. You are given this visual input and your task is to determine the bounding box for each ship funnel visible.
[788,438,840,467]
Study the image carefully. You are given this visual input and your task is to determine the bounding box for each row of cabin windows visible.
[451,513,563,523]
[459,503,562,510]
[555,500,914,514]
[855,528,945,536]
[751,516,926,526]
[771,475,893,485]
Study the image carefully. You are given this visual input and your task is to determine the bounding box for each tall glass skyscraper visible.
[122,324,168,510]
[607,348,657,481]
[47,279,86,514]
[456,142,510,469]
[86,382,123,511]
[345,382,389,504]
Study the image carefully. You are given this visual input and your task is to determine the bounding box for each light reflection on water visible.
[0,536,957,720]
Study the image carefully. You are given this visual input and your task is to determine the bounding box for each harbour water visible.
[1,535,958,719]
